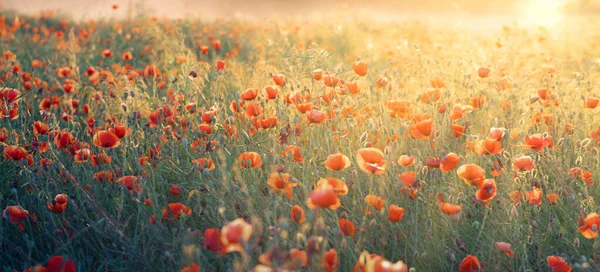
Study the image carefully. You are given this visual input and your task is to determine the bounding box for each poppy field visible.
[1,3,600,272]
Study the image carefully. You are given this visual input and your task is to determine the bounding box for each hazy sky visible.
[0,0,582,21]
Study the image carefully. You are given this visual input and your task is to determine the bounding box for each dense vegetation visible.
[0,8,598,272]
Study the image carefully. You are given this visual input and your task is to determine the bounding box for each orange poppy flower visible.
[264,85,279,100]
[281,145,304,163]
[0,88,20,103]
[113,124,127,138]
[458,255,482,272]
[101,49,112,58]
[364,194,385,214]
[547,256,572,272]
[475,179,497,202]
[322,249,339,272]
[47,194,68,214]
[192,158,215,171]
[457,164,485,187]
[471,138,502,155]
[295,103,313,113]
[488,127,505,141]
[307,188,340,210]
[3,145,28,161]
[568,167,583,178]
[438,194,461,215]
[267,172,298,199]
[316,178,349,195]
[200,45,209,54]
[441,153,460,172]
[241,88,258,100]
[121,51,133,61]
[449,104,473,121]
[92,130,121,148]
[245,102,263,117]
[436,102,448,113]
[118,176,141,193]
[312,69,324,81]
[354,251,408,272]
[385,99,412,118]
[419,88,441,104]
[306,109,326,123]
[509,190,523,205]
[356,147,387,174]
[94,171,115,183]
[353,60,368,76]
[161,203,191,221]
[289,249,308,268]
[513,155,534,171]
[204,228,221,253]
[291,205,305,223]
[478,67,490,78]
[324,153,351,170]
[220,218,253,254]
[585,97,599,109]
[338,218,357,237]
[469,94,486,109]
[388,205,405,222]
[526,187,543,206]
[33,121,49,136]
[376,76,389,89]
[399,172,416,187]
[397,155,415,166]
[197,124,213,135]
[581,171,594,185]
[321,88,335,103]
[169,185,181,196]
[524,133,552,152]
[451,124,466,137]
[259,117,278,129]
[426,157,441,168]
[409,119,433,140]
[579,212,600,239]
[216,60,226,73]
[272,73,286,87]
[537,88,550,100]
[238,152,263,168]
[3,205,28,230]
[323,75,340,87]
[346,81,360,94]
[74,148,91,162]
[546,193,559,205]
[494,242,514,258]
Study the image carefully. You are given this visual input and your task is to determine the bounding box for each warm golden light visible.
[517,0,568,27]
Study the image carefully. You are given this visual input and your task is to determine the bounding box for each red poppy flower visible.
[47,194,68,214]
[92,130,121,148]
[220,218,252,254]
[3,205,28,230]
[459,255,482,272]
[3,145,28,161]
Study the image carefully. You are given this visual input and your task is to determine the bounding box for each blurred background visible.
[1,0,598,23]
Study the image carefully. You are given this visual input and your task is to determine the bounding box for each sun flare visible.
[518,0,568,27]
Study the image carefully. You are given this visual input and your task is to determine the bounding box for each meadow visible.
[0,6,598,272]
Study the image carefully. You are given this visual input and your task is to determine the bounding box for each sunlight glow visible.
[518,0,568,27]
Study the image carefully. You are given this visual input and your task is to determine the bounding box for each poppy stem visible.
[474,207,490,247]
